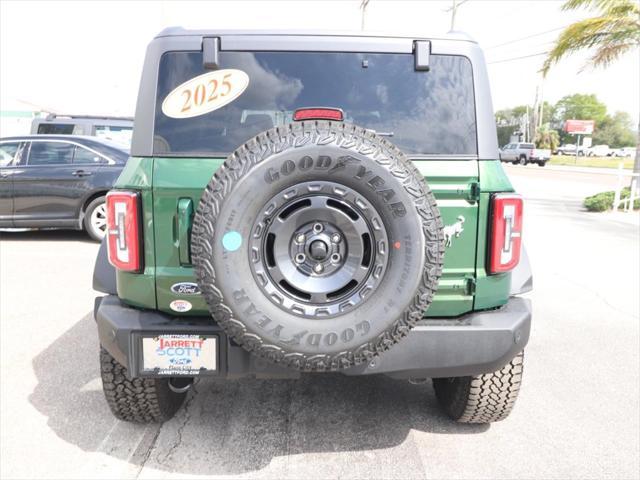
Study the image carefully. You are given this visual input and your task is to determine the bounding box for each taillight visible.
[293,107,344,121]
[488,193,523,274]
[106,191,142,272]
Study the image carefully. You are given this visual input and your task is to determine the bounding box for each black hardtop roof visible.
[155,27,476,43]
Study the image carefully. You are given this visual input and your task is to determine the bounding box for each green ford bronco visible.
[93,28,532,424]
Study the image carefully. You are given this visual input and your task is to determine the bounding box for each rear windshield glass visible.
[37,124,75,135]
[520,143,534,149]
[154,51,477,156]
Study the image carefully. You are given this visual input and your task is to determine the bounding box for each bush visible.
[584,187,640,212]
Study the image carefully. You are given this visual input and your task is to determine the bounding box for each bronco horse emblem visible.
[443,215,465,248]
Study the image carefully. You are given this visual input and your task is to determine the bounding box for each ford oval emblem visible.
[170,282,201,295]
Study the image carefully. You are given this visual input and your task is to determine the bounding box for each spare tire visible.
[192,121,444,372]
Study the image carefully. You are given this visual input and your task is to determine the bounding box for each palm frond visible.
[542,3,640,76]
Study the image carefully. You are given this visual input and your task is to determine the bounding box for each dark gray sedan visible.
[0,135,128,241]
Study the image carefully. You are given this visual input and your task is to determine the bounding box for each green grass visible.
[549,155,634,169]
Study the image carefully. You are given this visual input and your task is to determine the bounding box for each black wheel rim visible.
[249,181,389,318]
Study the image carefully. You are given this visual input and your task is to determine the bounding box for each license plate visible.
[141,334,217,375]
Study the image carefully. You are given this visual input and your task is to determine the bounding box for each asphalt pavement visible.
[1,164,638,479]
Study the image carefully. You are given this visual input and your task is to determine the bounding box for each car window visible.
[154,51,477,156]
[27,141,74,166]
[520,143,534,149]
[37,124,75,135]
[73,146,106,164]
[0,142,22,167]
[94,125,133,147]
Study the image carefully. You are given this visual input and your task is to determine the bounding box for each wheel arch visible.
[77,190,109,227]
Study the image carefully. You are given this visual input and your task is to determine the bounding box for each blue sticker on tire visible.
[222,231,242,252]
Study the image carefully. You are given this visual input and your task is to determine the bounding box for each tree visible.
[535,125,561,151]
[592,111,636,147]
[554,93,608,124]
[542,0,640,74]
[543,0,640,186]
[553,93,608,143]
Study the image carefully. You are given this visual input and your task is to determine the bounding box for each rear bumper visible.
[95,295,531,379]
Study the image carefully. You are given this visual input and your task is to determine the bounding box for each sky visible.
[1,0,638,124]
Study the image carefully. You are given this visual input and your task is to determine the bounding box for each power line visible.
[486,26,569,50]
[487,51,550,65]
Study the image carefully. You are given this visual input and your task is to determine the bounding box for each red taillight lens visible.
[106,191,142,272]
[489,193,523,274]
[293,107,344,121]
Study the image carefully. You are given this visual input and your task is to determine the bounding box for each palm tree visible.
[542,0,640,75]
[543,0,640,189]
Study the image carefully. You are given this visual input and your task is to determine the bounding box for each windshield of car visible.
[154,51,477,156]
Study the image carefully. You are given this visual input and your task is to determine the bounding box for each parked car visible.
[611,147,636,157]
[31,114,133,147]
[499,142,550,166]
[586,144,611,157]
[93,28,532,425]
[555,143,585,156]
[0,135,128,240]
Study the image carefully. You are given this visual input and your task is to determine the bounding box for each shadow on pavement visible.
[30,313,488,475]
[0,229,94,243]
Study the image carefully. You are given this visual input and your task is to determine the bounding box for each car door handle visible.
[72,170,93,177]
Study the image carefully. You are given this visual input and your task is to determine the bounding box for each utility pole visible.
[360,0,370,31]
[447,0,470,31]
[532,86,539,144]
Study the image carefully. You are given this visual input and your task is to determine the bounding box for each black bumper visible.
[95,295,531,379]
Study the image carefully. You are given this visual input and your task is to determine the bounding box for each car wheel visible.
[537,161,545,167]
[191,121,445,372]
[433,351,524,423]
[519,156,527,166]
[84,196,107,242]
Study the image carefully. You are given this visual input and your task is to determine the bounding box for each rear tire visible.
[100,347,188,423]
[433,351,524,423]
[84,197,107,242]
[537,161,545,167]
[518,156,527,166]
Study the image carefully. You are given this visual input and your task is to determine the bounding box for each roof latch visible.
[414,40,431,71]
[203,37,220,70]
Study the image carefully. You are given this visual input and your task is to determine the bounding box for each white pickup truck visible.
[499,142,551,166]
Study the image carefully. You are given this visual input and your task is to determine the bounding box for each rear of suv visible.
[93,29,532,424]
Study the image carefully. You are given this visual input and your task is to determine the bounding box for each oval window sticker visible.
[162,69,249,119]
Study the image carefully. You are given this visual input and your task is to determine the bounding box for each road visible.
[1,165,638,479]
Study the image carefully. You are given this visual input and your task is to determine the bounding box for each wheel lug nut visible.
[330,253,341,264]
[295,253,306,265]
[313,223,324,233]
[295,233,306,244]
[331,233,341,243]
[313,263,324,274]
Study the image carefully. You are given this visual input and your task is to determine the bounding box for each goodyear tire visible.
[100,347,188,423]
[433,351,524,423]
[192,121,444,372]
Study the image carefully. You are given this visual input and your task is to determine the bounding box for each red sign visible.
[564,119,595,135]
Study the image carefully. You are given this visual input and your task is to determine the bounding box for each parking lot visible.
[1,165,638,479]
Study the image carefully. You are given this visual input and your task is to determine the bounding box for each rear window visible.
[154,51,477,156]
[520,143,535,149]
[37,123,75,135]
